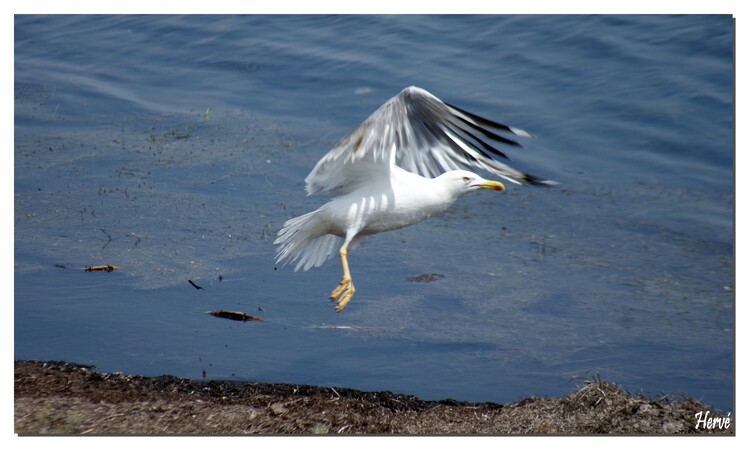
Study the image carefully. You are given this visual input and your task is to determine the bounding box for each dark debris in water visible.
[83,264,119,272]
[188,280,203,290]
[147,125,192,143]
[207,310,265,322]
[406,273,445,283]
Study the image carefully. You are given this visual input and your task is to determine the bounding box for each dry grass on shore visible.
[14,360,732,435]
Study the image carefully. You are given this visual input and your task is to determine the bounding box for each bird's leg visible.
[329,241,355,311]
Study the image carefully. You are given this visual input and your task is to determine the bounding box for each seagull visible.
[275,86,554,312]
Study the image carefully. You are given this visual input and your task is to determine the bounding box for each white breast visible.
[318,166,457,237]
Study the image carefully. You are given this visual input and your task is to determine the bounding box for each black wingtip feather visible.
[442,121,511,161]
[523,173,558,187]
[453,114,524,148]
[445,102,521,135]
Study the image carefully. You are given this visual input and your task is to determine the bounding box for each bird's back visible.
[304,86,554,198]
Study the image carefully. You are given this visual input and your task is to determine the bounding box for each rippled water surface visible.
[14,15,733,411]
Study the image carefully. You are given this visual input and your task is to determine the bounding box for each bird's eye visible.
[462,176,470,183]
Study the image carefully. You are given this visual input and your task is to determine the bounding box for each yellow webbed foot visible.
[329,277,355,312]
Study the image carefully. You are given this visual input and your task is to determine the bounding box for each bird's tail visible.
[274,210,340,272]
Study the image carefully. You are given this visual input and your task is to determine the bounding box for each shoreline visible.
[14,360,732,435]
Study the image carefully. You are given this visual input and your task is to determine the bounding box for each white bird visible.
[275,86,554,312]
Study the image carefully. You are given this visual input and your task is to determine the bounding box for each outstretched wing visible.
[304,86,554,195]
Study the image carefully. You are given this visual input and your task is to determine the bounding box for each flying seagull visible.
[275,86,554,311]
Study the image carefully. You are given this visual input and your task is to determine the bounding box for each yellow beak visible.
[478,180,505,191]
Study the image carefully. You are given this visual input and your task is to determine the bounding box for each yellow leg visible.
[329,242,355,312]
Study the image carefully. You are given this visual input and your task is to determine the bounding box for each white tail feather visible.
[274,210,340,271]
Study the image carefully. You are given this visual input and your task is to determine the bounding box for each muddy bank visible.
[14,360,732,435]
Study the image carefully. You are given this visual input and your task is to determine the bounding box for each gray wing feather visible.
[304,86,553,195]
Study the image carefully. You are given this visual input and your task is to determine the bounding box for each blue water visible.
[14,15,733,412]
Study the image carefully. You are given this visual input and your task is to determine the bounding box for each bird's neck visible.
[391,167,460,215]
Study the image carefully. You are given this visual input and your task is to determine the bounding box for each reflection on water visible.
[15,15,733,411]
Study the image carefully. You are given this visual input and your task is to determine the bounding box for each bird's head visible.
[439,170,505,197]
